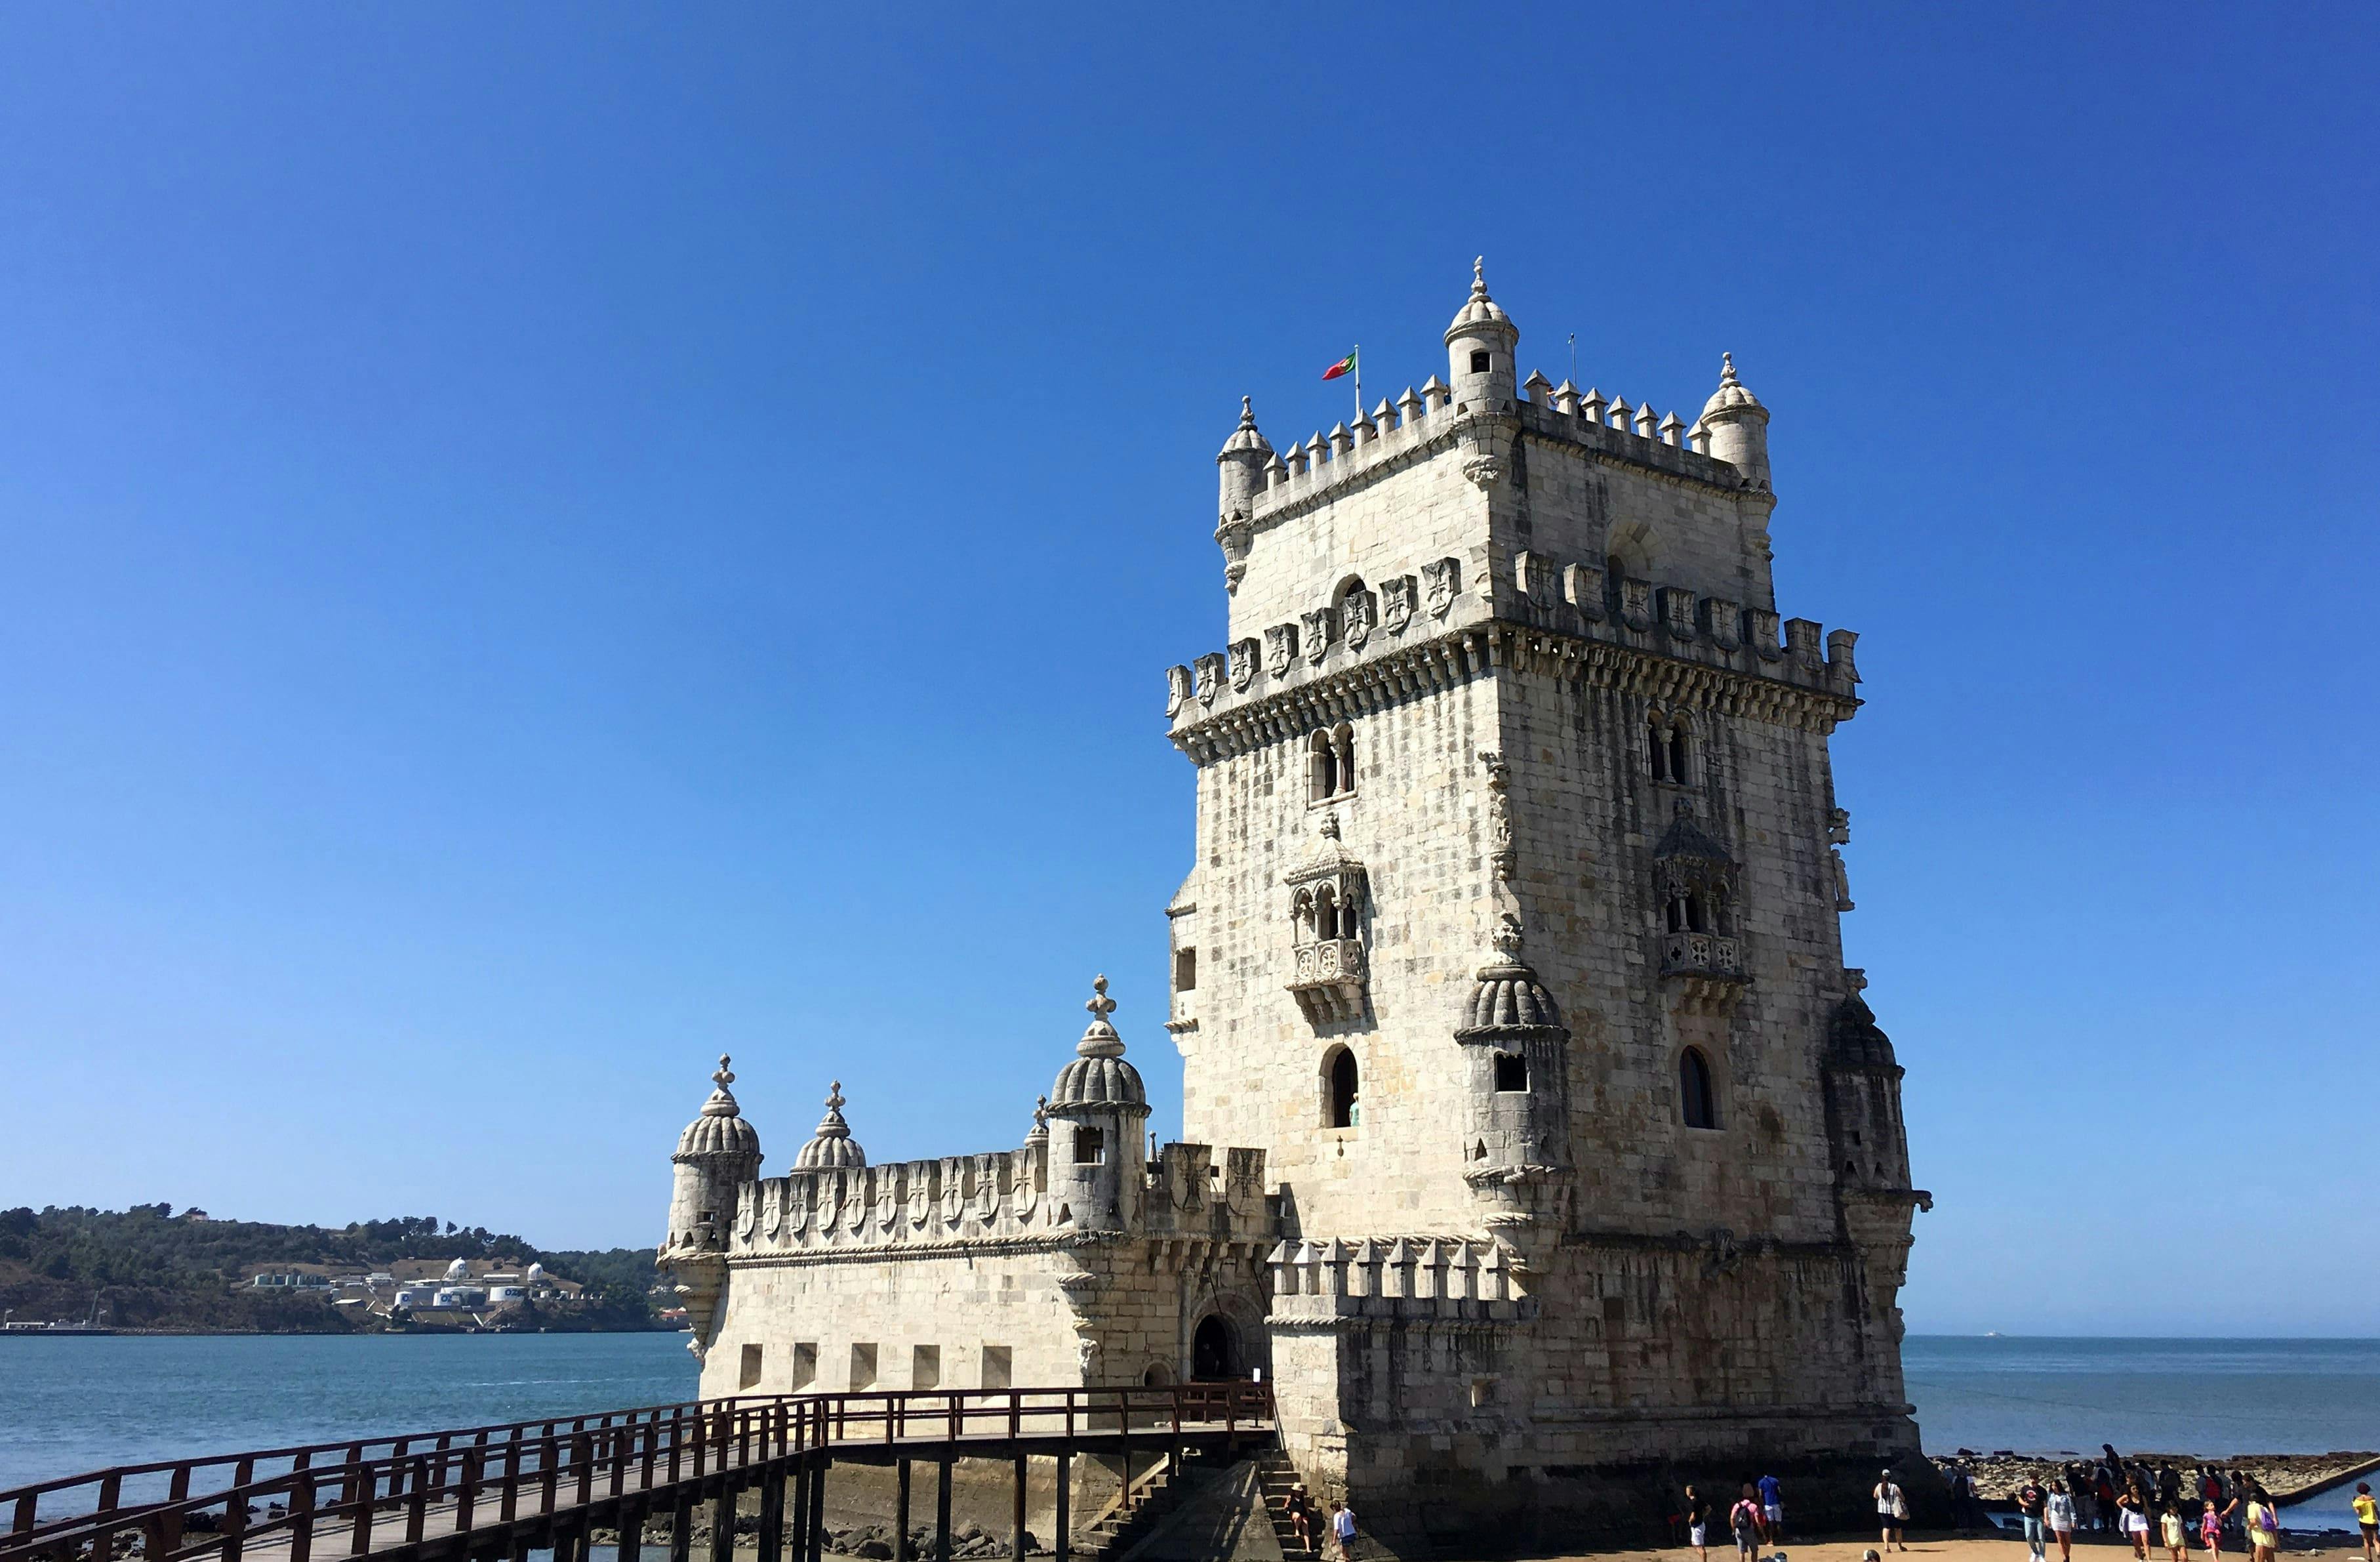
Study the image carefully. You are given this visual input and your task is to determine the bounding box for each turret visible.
[1214,397,1272,594]
[792,1080,867,1170]
[1045,976,1150,1233]
[1821,981,1912,1192]
[664,1054,763,1256]
[1697,352,1771,491]
[1444,257,1518,414]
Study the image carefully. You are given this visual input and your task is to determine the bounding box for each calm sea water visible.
[3,1334,2375,1529]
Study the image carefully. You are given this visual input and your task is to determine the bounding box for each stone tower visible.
[1163,261,1929,1547]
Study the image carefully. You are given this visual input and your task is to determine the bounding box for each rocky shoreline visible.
[1929,1450,2380,1507]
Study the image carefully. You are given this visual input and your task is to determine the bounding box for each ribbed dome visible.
[1826,993,1899,1073]
[792,1080,866,1170]
[1444,257,1516,341]
[1700,352,1765,419]
[1455,913,1566,1035]
[1050,975,1148,1109]
[674,1054,763,1161]
[1217,396,1273,459]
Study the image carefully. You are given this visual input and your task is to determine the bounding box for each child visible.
[2243,1489,2278,1562]
[2354,1481,2377,1562]
[2162,1502,2188,1562]
[2200,1499,2224,1562]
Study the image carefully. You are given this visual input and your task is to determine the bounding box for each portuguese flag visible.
[1321,349,1358,382]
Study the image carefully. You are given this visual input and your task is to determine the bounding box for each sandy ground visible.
[1535,1536,2379,1562]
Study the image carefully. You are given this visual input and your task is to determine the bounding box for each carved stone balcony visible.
[1289,938,1367,1024]
[1660,931,1747,1014]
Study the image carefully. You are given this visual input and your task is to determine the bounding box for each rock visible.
[855,1542,894,1559]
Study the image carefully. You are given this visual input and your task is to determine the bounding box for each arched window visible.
[1668,725,1690,783]
[1326,1046,1360,1128]
[1310,731,1339,800]
[1649,718,1670,781]
[1680,1048,1718,1130]
[1649,718,1690,783]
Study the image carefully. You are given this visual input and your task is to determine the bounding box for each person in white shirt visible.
[1876,1470,1908,1553]
[2047,1481,2080,1562]
[1329,1500,1358,1561]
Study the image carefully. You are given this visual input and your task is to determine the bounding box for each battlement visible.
[1264,1235,1527,1321]
[1166,550,1859,746]
[1245,367,1745,531]
[722,1138,1268,1259]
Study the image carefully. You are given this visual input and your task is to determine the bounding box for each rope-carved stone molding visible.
[1171,623,1861,766]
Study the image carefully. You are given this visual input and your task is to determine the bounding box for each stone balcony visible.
[1660,932,1747,1014]
[1289,938,1367,1024]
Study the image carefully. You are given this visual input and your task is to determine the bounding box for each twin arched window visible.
[1680,1047,1719,1130]
[1310,724,1356,802]
[1295,884,1360,944]
[1648,716,1691,783]
[1664,886,1727,935]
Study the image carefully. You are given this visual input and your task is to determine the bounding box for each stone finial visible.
[1026,1094,1050,1145]
[1702,350,1765,417]
[703,1055,741,1117]
[793,1077,866,1170]
[1078,975,1123,1058]
[1492,911,1525,962]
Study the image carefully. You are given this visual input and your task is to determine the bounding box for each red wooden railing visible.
[0,1384,1274,1562]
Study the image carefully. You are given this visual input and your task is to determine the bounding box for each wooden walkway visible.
[1,1384,1277,1562]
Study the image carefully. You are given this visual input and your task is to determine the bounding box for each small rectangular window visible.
[738,1343,763,1391]
[849,1343,877,1390]
[981,1346,1013,1390]
[790,1342,818,1390]
[1493,1052,1528,1092]
[912,1344,940,1390]
[1174,947,1198,992]
[1074,1126,1104,1165]
[1470,350,1491,374]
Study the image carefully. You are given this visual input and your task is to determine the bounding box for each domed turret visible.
[1044,977,1150,1234]
[793,1080,868,1170]
[1051,975,1146,1108]
[1445,257,1519,413]
[1697,352,1771,492]
[1454,914,1574,1227]
[1214,396,1271,594]
[664,1055,764,1256]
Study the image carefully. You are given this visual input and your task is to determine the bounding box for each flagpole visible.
[1352,345,1361,422]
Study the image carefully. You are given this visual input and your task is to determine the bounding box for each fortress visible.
[660,261,1930,1550]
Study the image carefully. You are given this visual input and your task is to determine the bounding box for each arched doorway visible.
[1191,1315,1236,1380]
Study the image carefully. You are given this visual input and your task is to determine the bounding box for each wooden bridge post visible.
[789,1452,809,1562]
[670,1493,694,1562]
[1053,1452,1070,1562]
[1010,1456,1026,1562]
[933,1460,952,1562]
[708,1482,735,1562]
[895,1460,912,1562]
[618,1502,645,1562]
[805,1459,826,1562]
[757,1470,784,1562]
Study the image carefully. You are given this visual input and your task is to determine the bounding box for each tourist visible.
[2017,1473,2050,1562]
[2098,1470,2121,1534]
[1948,1464,1977,1537]
[2161,1466,2185,1518]
[2200,1500,2224,1562]
[2047,1480,2079,1562]
[2242,1487,2279,1562]
[2354,1481,2379,1562]
[1683,1484,1711,1562]
[2119,1487,2152,1559]
[1759,1472,1786,1543]
[1283,1488,1313,1557]
[1732,1483,1764,1561]
[2161,1500,2188,1562]
[1876,1469,1909,1553]
[1329,1500,1358,1562]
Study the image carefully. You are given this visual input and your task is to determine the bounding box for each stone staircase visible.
[1079,1456,1196,1561]
[1252,1450,1319,1560]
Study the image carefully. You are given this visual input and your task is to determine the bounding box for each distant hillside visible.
[0,1205,672,1334]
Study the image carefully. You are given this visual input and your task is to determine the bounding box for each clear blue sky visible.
[1,6,2371,1336]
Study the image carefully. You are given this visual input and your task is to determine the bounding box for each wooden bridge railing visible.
[0,1383,1275,1562]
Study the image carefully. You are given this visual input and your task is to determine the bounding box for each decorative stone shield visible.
[1228,638,1259,692]
[1423,558,1461,619]
[874,1168,899,1230]
[1301,607,1333,665]
[1165,665,1191,718]
[1382,575,1417,634]
[762,1179,785,1241]
[1342,590,1377,649]
[786,1180,810,1236]
[1193,653,1223,706]
[1264,623,1299,677]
